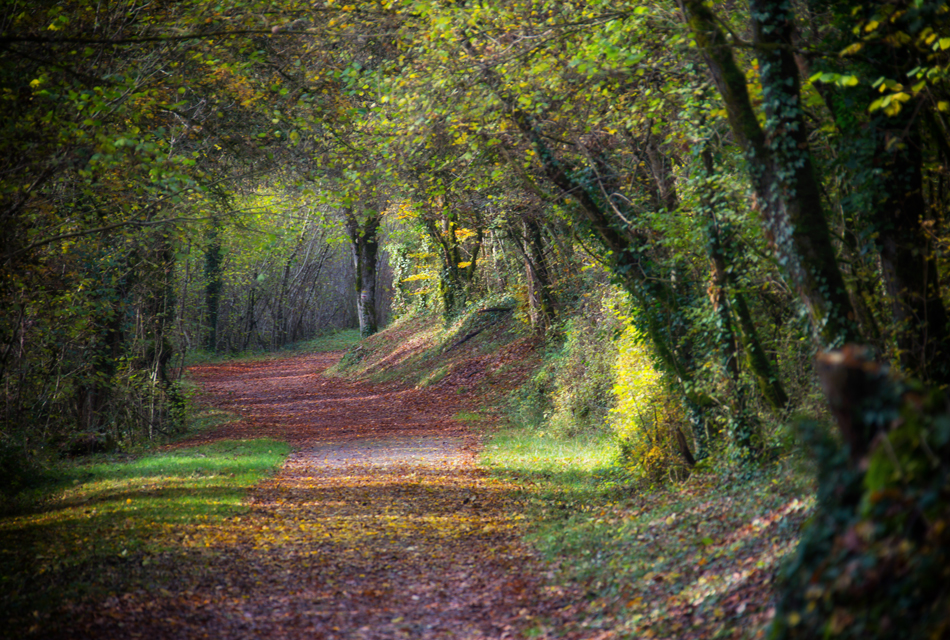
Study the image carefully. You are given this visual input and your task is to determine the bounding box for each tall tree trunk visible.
[344,208,381,338]
[420,199,483,321]
[873,114,950,383]
[700,145,789,413]
[705,215,760,457]
[273,235,305,349]
[683,0,861,348]
[145,233,183,435]
[203,216,223,352]
[523,217,556,332]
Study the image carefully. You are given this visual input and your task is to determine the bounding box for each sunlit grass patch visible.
[0,439,289,626]
[183,329,362,368]
[483,422,816,638]
[295,328,362,353]
[181,403,242,437]
[483,429,618,479]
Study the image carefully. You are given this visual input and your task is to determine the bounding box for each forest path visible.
[70,352,575,639]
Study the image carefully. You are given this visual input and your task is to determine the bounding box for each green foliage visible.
[386,212,441,316]
[611,323,683,480]
[547,314,620,439]
[507,285,623,439]
[175,193,347,353]
[0,435,52,501]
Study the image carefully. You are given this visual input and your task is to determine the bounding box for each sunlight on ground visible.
[483,430,617,475]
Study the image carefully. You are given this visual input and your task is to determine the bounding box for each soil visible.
[55,351,578,639]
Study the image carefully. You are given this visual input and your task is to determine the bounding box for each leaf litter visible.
[4,336,817,639]
[28,351,579,639]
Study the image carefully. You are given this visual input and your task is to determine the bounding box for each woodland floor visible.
[40,351,581,639]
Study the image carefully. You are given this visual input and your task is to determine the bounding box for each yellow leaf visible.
[839,42,863,56]
[884,100,903,116]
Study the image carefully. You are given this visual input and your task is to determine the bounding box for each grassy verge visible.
[183,328,363,366]
[291,328,363,353]
[0,438,290,632]
[482,427,815,639]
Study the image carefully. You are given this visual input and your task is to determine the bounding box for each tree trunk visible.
[683,0,862,348]
[700,145,789,414]
[345,208,381,338]
[420,200,483,321]
[203,217,223,352]
[873,114,950,383]
[523,217,556,332]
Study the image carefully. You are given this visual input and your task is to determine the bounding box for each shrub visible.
[610,323,683,480]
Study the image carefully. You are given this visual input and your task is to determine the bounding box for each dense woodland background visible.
[3,0,950,636]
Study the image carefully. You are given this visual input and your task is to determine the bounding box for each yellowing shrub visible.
[610,323,679,479]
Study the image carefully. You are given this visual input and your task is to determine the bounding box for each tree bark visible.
[420,197,483,320]
[344,208,381,338]
[203,217,222,352]
[700,145,789,413]
[683,0,861,348]
[873,114,950,383]
[523,217,556,332]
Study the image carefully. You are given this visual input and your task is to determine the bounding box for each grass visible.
[483,428,619,480]
[482,423,815,638]
[183,328,363,367]
[293,328,363,352]
[0,438,290,628]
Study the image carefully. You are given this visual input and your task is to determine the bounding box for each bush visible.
[504,287,621,438]
[0,435,50,501]
[610,323,684,480]
[771,359,950,639]
[546,313,619,438]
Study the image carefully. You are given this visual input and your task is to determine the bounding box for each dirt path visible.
[63,352,575,639]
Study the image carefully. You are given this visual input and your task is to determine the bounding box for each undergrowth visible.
[481,427,815,638]
[506,289,623,440]
[330,297,529,390]
[184,328,362,367]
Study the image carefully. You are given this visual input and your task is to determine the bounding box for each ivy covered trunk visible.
[685,0,861,349]
[866,112,950,384]
[203,217,223,352]
[770,347,950,639]
[522,217,556,332]
[684,0,950,635]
